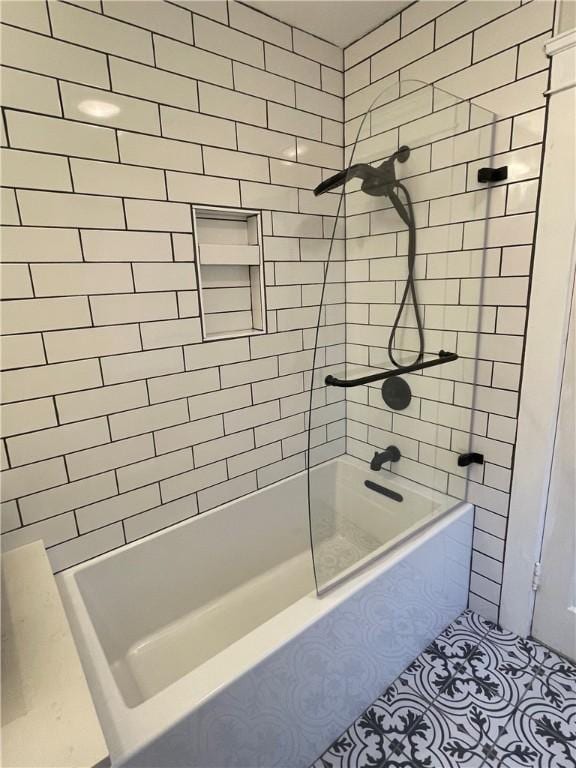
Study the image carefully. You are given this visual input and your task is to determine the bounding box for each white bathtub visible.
[58,455,473,768]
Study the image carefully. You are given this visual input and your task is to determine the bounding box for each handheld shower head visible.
[313,145,410,198]
[313,143,424,369]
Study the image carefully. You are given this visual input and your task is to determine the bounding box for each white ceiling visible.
[244,1,411,48]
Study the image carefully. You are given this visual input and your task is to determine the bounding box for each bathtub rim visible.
[57,456,472,764]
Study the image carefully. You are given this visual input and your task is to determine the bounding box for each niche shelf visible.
[192,205,266,341]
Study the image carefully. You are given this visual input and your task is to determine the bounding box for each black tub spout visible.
[370,446,401,471]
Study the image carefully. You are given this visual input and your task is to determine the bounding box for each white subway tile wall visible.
[343,0,553,621]
[0,0,344,568]
[0,0,553,623]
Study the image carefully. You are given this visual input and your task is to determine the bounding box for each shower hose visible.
[386,181,425,368]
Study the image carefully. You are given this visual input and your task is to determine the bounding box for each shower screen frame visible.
[306,78,498,595]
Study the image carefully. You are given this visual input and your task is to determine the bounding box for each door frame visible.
[531,268,575,656]
[500,28,576,637]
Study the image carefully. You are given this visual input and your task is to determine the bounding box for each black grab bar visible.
[325,351,459,388]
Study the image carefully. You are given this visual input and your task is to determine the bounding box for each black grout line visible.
[0,0,555,604]
[2,106,342,169]
[3,19,338,129]
[1,108,10,148]
[2,68,344,153]
[344,3,550,73]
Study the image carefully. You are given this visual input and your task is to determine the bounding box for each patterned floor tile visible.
[396,649,457,703]
[380,700,497,767]
[490,706,576,768]
[517,695,576,752]
[538,646,576,676]
[432,657,521,722]
[527,648,576,710]
[453,633,542,708]
[398,613,487,702]
[433,697,515,751]
[311,612,576,768]
[456,609,497,639]
[485,625,551,674]
[364,677,432,745]
[312,718,397,768]
[311,680,431,768]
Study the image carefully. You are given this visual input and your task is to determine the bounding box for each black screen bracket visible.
[458,453,485,467]
[477,166,508,183]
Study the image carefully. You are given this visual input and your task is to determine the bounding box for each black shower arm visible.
[313,164,364,196]
[325,351,459,387]
[314,151,407,197]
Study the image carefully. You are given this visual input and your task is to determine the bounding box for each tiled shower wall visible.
[342,0,555,621]
[0,0,557,625]
[0,0,346,570]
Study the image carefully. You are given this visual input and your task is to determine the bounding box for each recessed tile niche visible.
[192,205,266,341]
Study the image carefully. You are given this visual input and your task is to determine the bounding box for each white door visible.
[531,273,576,661]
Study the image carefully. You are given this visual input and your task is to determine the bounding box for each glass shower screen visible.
[306,80,497,594]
